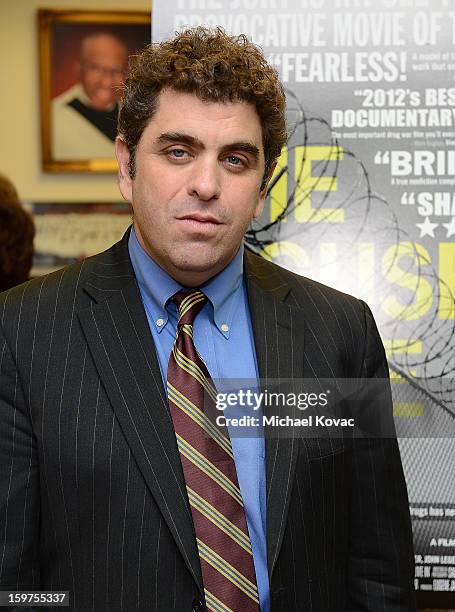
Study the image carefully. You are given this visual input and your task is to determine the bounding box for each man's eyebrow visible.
[156,132,260,160]
[220,142,260,161]
[156,132,202,147]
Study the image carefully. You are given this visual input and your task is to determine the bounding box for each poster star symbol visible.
[443,217,455,238]
[416,217,438,238]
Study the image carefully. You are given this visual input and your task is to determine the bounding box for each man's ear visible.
[115,137,133,202]
[253,160,278,219]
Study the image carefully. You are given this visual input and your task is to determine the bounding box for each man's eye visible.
[226,155,244,167]
[168,149,188,159]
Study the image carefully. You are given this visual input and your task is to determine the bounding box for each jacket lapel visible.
[77,234,203,594]
[244,250,304,577]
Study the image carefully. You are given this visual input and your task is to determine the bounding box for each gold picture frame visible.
[38,9,150,173]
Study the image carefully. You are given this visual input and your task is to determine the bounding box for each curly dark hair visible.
[0,175,35,292]
[118,27,287,184]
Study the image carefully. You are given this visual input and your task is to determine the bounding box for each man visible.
[0,27,415,611]
[52,32,128,159]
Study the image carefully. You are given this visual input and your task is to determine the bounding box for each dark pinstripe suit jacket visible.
[0,232,415,611]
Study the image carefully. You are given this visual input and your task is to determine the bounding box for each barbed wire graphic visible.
[246,88,455,413]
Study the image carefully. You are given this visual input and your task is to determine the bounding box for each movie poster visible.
[153,1,455,606]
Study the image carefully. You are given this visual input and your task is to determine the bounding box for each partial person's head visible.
[116,27,287,287]
[0,174,35,292]
[79,32,128,111]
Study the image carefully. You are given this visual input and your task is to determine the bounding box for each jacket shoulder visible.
[0,237,131,334]
[245,248,366,314]
[245,250,382,377]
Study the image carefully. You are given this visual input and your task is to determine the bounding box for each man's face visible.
[116,89,273,287]
[79,35,127,110]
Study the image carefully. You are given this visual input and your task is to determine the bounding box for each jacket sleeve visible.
[0,318,41,601]
[347,301,416,611]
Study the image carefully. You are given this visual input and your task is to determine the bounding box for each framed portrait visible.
[38,9,151,173]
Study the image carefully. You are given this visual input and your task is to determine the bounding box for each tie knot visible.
[172,290,207,326]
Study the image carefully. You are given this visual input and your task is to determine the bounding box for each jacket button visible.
[192,599,204,612]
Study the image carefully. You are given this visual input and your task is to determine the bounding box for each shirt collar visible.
[201,241,244,339]
[128,227,181,333]
[128,226,244,338]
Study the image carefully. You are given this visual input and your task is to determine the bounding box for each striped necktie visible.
[167,290,260,612]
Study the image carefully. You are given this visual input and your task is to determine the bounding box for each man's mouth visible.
[177,213,222,225]
[175,213,223,234]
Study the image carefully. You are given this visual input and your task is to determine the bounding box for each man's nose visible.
[187,158,221,201]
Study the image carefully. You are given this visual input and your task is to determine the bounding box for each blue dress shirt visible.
[128,228,270,612]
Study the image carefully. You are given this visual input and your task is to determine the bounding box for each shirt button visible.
[156,318,165,327]
[221,323,229,333]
